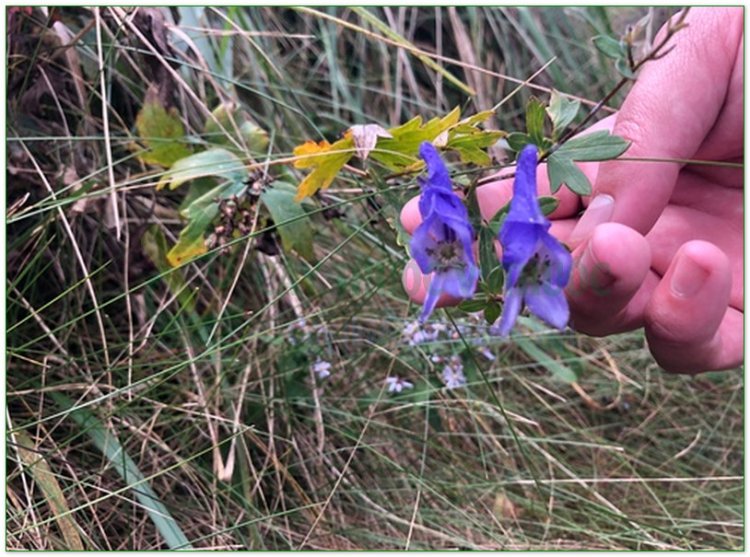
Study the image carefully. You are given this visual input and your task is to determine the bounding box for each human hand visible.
[401,7,743,374]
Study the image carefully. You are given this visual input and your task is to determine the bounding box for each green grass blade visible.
[48,393,193,550]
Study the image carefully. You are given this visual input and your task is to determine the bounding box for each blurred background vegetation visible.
[6,6,742,550]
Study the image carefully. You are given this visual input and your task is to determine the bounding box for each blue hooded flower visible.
[495,144,572,335]
[410,142,479,321]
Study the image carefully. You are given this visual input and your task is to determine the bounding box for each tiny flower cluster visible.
[409,141,572,335]
[400,315,498,390]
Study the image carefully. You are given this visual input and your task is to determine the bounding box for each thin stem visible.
[546,7,691,160]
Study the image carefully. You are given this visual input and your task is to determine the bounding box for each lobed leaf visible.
[293,137,354,201]
[547,153,592,195]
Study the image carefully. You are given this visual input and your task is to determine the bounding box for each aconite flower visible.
[496,145,572,335]
[410,142,479,321]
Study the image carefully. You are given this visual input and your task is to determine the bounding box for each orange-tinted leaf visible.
[166,228,208,267]
[293,137,354,201]
[293,140,333,169]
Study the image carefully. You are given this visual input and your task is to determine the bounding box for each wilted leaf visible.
[167,222,210,267]
[157,148,248,190]
[348,123,393,160]
[458,110,495,127]
[493,492,520,522]
[546,90,580,137]
[14,430,84,550]
[293,137,354,201]
[261,181,314,259]
[135,93,192,167]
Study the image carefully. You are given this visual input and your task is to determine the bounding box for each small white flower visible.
[311,358,332,379]
[442,356,466,389]
[385,376,414,394]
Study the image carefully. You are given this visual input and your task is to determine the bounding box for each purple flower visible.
[495,145,572,336]
[410,142,479,321]
[385,376,414,393]
[311,358,332,379]
[441,355,466,389]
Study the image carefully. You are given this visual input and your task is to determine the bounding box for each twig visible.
[548,7,691,157]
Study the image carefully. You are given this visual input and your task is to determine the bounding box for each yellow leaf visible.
[293,139,333,169]
[293,137,354,201]
[167,232,207,267]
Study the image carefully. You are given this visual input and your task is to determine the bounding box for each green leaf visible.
[547,153,592,195]
[48,393,194,549]
[157,148,248,190]
[479,226,499,282]
[458,298,488,313]
[486,267,505,295]
[447,130,505,166]
[487,201,511,236]
[370,107,461,170]
[556,130,630,161]
[539,196,560,216]
[515,337,578,383]
[506,132,530,152]
[167,175,248,267]
[525,96,546,146]
[484,301,501,324]
[592,34,626,60]
[135,94,193,167]
[546,90,580,137]
[261,181,314,260]
[615,57,636,79]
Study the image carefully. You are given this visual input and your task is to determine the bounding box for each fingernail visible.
[670,254,709,298]
[577,241,616,297]
[569,194,615,246]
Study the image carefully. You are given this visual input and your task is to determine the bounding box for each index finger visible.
[586,7,743,237]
